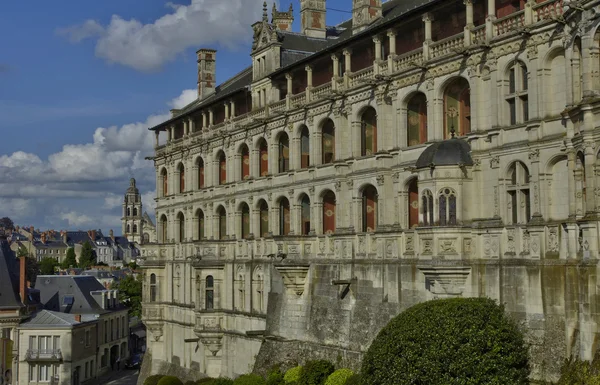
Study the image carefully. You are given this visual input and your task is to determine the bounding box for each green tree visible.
[0,217,14,230]
[118,274,143,317]
[78,241,96,269]
[39,257,58,275]
[62,247,77,269]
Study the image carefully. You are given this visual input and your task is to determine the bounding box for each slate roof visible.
[35,275,112,314]
[0,235,23,309]
[415,137,474,169]
[19,309,97,329]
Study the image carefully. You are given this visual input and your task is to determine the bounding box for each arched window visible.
[127,208,131,217]
[133,224,138,234]
[126,224,130,234]
[253,268,264,312]
[278,133,290,173]
[197,210,205,240]
[444,78,471,138]
[421,190,434,226]
[205,275,214,310]
[300,195,311,235]
[258,139,268,177]
[408,179,419,228]
[438,188,457,226]
[218,152,227,185]
[362,185,378,232]
[150,274,157,302]
[322,190,336,235]
[160,215,168,243]
[279,198,291,236]
[241,144,250,180]
[177,212,185,242]
[576,152,586,213]
[300,126,310,169]
[506,62,529,125]
[161,168,168,197]
[361,107,377,156]
[407,93,428,146]
[197,158,205,189]
[322,120,335,164]
[178,163,185,193]
[259,200,269,238]
[507,162,531,224]
[133,208,138,216]
[241,203,250,239]
[573,38,583,104]
[218,206,227,240]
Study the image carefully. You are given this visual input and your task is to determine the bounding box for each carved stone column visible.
[422,13,434,61]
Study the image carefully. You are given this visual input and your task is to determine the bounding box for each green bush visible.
[284,366,303,384]
[361,298,530,385]
[233,374,266,385]
[197,379,215,384]
[207,379,234,385]
[324,369,354,385]
[343,375,361,385]
[266,366,285,385]
[184,381,196,385]
[145,375,165,385]
[299,360,335,385]
[557,356,600,384]
[157,376,184,385]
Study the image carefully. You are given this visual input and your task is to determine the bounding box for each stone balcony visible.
[24,349,63,362]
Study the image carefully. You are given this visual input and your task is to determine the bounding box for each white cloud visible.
[141,190,157,213]
[169,89,197,109]
[60,211,94,227]
[58,0,267,72]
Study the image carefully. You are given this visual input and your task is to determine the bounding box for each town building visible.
[139,0,600,383]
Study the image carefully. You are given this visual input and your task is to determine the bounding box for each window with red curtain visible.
[408,179,419,228]
[322,191,336,235]
[361,108,377,156]
[278,134,290,173]
[259,201,269,237]
[322,120,335,164]
[241,146,250,180]
[300,126,310,169]
[362,185,378,232]
[198,159,205,188]
[444,78,471,138]
[407,93,428,146]
[259,141,268,176]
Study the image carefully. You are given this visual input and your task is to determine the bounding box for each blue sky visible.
[0,0,352,234]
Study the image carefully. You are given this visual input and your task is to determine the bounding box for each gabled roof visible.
[19,309,97,328]
[0,236,23,309]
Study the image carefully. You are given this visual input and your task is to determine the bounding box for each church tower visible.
[122,178,143,243]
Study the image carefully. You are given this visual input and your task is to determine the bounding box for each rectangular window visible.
[53,336,61,351]
[510,191,518,224]
[523,189,531,222]
[509,68,516,94]
[39,364,50,382]
[521,65,528,90]
[38,336,50,352]
[521,96,529,122]
[508,99,516,126]
[29,336,36,350]
[29,364,35,382]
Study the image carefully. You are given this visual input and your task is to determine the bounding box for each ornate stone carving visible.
[528,149,540,161]
[422,239,433,254]
[507,229,516,254]
[276,265,310,296]
[376,175,385,186]
[548,227,559,253]
[522,231,531,254]
[405,235,414,253]
[419,266,471,297]
[439,239,457,254]
[490,156,500,169]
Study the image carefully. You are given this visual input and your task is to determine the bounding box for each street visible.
[93,370,139,385]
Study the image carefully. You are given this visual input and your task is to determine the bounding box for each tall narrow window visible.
[160,215,168,243]
[150,274,157,302]
[127,208,131,216]
[362,185,378,232]
[178,163,185,193]
[205,276,214,310]
[218,152,227,185]
[422,190,434,226]
[278,133,290,173]
[577,152,586,211]
[322,120,335,164]
[218,206,227,240]
[279,198,290,236]
[126,224,130,234]
[322,191,336,235]
[241,203,250,239]
[259,200,269,237]
[161,169,168,197]
[361,107,377,156]
[258,139,268,177]
[407,93,428,146]
[300,126,310,169]
[438,188,457,226]
[507,161,531,224]
[197,210,205,240]
[408,179,419,227]
[444,78,471,137]
[506,62,529,125]
[197,158,205,189]
[133,208,138,216]
[133,224,138,233]
[241,145,250,180]
[177,212,185,242]
[300,195,311,235]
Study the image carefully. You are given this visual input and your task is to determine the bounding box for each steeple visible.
[272,2,294,32]
[122,177,143,243]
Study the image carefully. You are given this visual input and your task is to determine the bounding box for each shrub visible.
[266,366,285,385]
[343,375,361,385]
[284,366,303,384]
[324,369,354,385]
[557,356,600,384]
[299,360,335,385]
[197,379,215,384]
[208,379,234,385]
[234,374,266,385]
[157,376,184,385]
[184,382,197,385]
[361,298,530,385]
[145,375,165,385]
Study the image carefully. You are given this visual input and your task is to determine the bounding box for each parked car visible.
[125,353,143,369]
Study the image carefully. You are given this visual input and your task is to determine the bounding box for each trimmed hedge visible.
[233,374,266,385]
[298,360,335,385]
[284,366,303,384]
[324,369,354,385]
[157,376,184,385]
[361,298,530,385]
[145,375,165,385]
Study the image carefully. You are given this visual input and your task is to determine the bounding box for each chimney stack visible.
[300,0,326,38]
[19,256,27,305]
[272,3,294,32]
[75,314,81,323]
[41,232,46,244]
[197,48,217,100]
[352,0,382,34]
[109,229,115,242]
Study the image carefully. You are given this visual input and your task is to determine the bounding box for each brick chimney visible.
[75,314,81,323]
[272,3,294,32]
[197,48,217,100]
[109,229,115,242]
[41,232,46,244]
[91,230,96,241]
[300,0,326,38]
[352,0,383,34]
[61,231,67,243]
[19,255,27,305]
